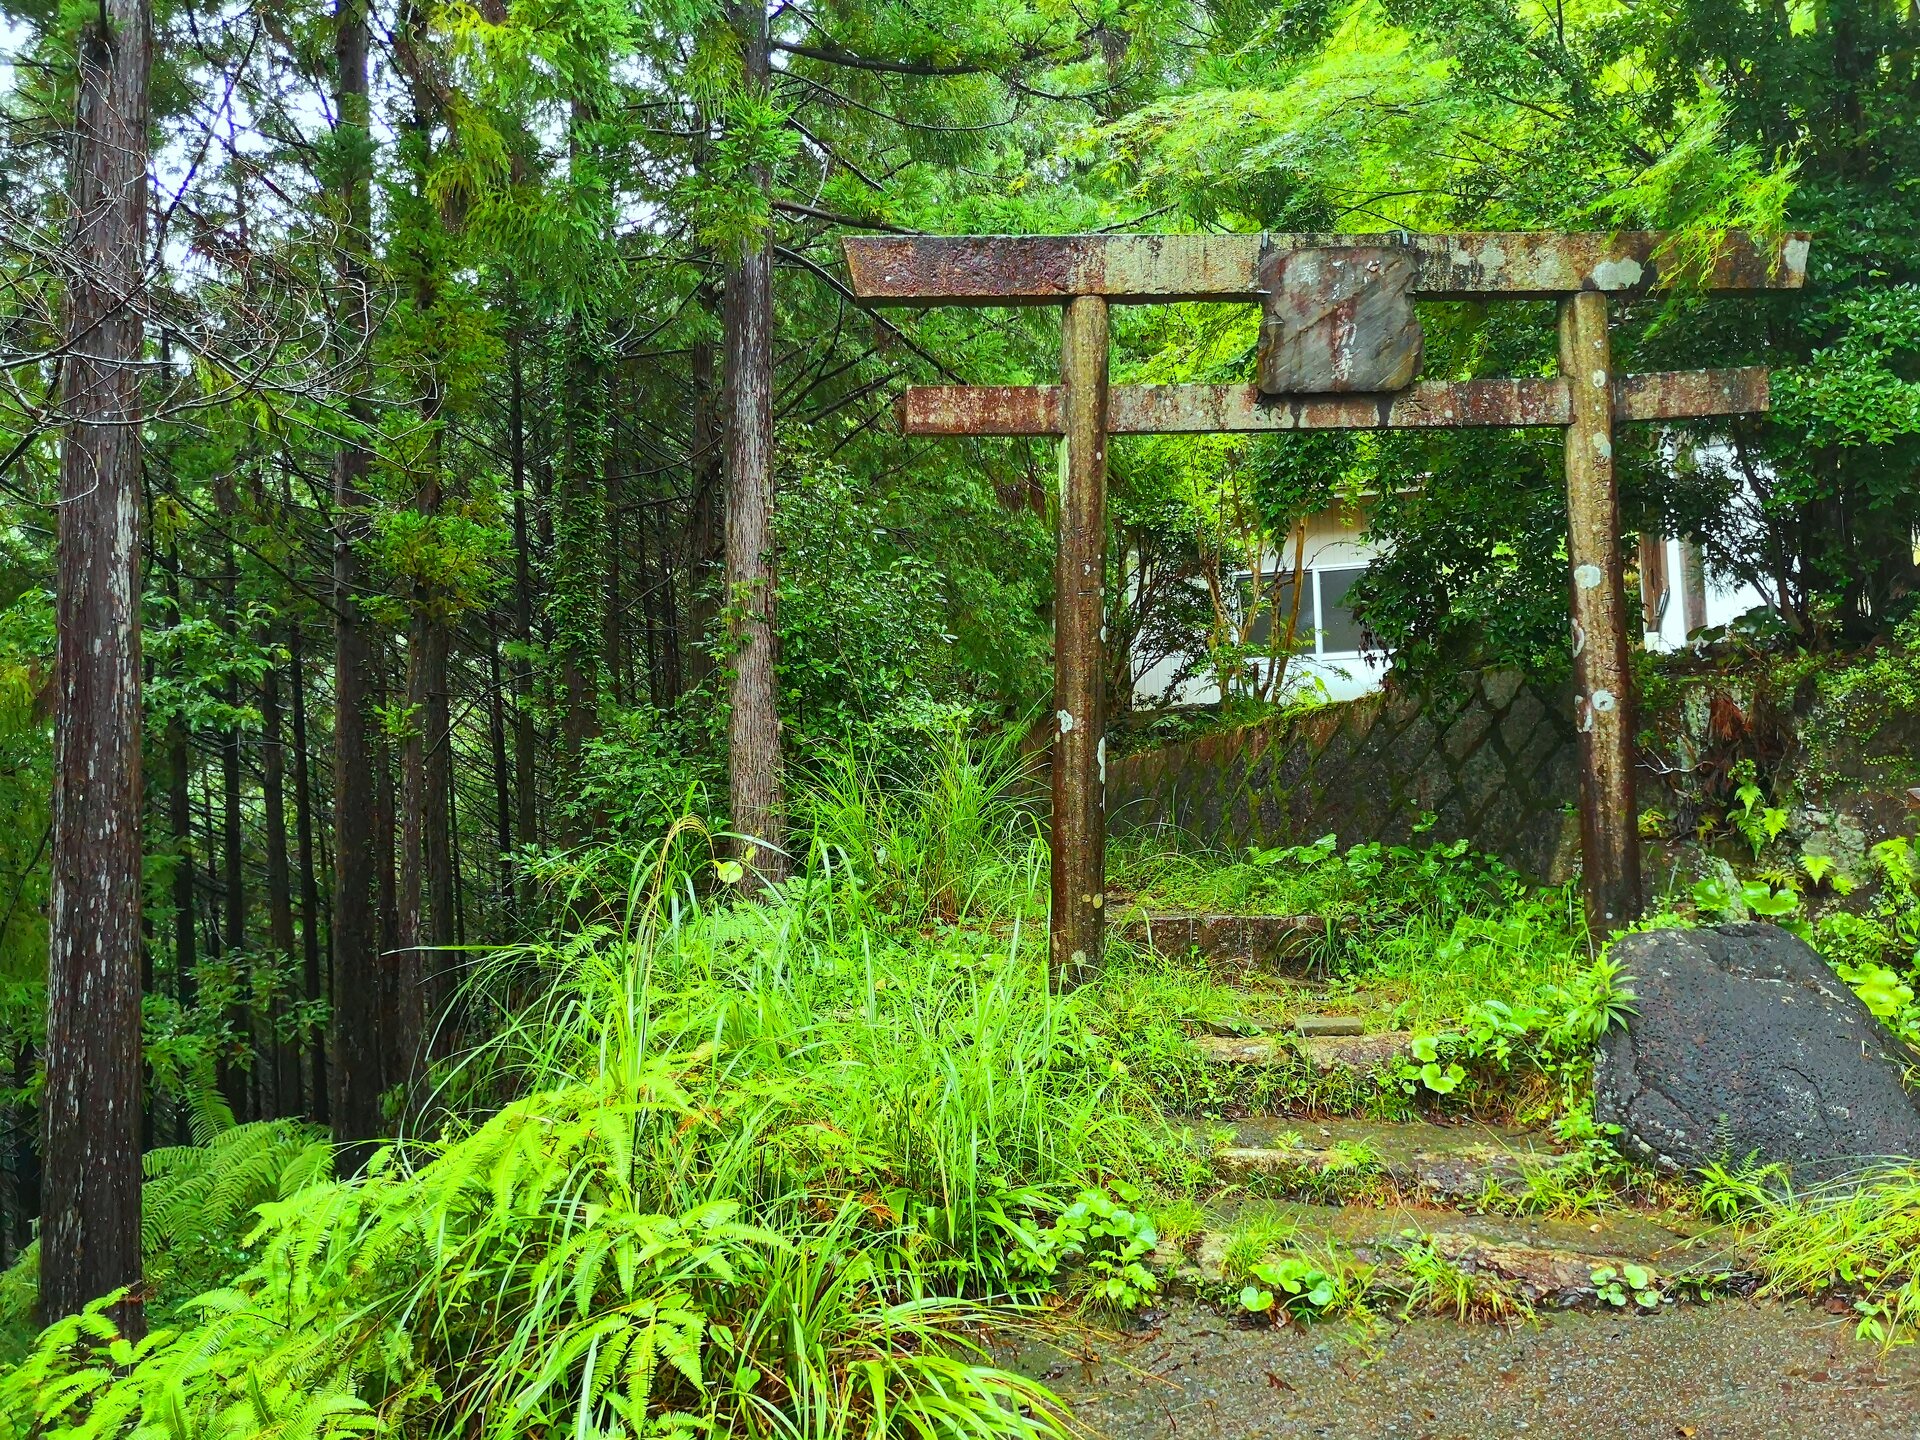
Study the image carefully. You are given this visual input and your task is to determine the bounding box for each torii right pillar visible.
[1560,290,1640,933]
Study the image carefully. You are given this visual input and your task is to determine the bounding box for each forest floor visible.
[14,809,1920,1440]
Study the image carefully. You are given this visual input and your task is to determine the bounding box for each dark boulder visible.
[1595,922,1920,1180]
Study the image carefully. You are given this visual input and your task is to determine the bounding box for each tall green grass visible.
[795,726,1046,925]
[2,780,1155,1440]
[1716,1163,1920,1346]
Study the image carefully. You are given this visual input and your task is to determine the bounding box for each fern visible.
[141,1118,333,1312]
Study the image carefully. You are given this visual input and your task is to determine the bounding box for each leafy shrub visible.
[1235,1252,1367,1324]
[1387,954,1636,1102]
[999,1184,1160,1312]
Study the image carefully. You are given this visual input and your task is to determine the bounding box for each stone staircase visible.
[1100,925,1743,1316]
[1213,1115,1555,1199]
[1195,1027,1418,1075]
[1155,1115,1730,1312]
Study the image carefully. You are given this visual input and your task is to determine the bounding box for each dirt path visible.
[1017,1299,1920,1440]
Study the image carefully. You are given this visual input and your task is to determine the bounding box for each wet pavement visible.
[1014,1298,1920,1439]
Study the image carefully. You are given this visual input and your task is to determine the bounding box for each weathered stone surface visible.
[1108,668,1581,881]
[1257,246,1423,394]
[1299,1031,1414,1074]
[1191,1030,1413,1073]
[1421,1232,1635,1308]
[1217,1117,1561,1201]
[1295,1014,1365,1037]
[1595,923,1920,1179]
[1195,1034,1281,1065]
[1214,1139,1546,1200]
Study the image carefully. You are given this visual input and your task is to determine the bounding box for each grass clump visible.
[1730,1163,1920,1346]
[1396,1235,1532,1324]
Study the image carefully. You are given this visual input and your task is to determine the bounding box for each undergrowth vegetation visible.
[6,731,1918,1431]
[1106,828,1614,1122]
[1700,1160,1920,1347]
[2,791,1164,1437]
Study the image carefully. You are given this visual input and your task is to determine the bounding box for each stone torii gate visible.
[843,230,1809,981]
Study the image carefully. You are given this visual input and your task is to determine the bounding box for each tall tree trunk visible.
[43,0,150,1330]
[608,495,627,707]
[683,285,723,694]
[165,718,194,1142]
[393,0,451,1079]
[261,658,300,1116]
[553,97,606,820]
[164,555,196,1023]
[327,0,385,1154]
[444,751,462,947]
[218,518,251,1122]
[508,328,538,901]
[487,612,514,916]
[423,618,454,1038]
[376,652,407,1082]
[654,500,682,700]
[722,0,788,884]
[634,493,657,707]
[555,322,606,815]
[397,637,430,1085]
[288,628,326,1120]
[374,650,399,982]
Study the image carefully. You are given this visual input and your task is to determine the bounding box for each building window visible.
[1238,573,1299,648]
[1315,566,1370,654]
[1236,565,1375,657]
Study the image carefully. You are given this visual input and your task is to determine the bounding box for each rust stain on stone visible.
[844,232,1810,305]
[1257,245,1423,394]
[897,370,1770,437]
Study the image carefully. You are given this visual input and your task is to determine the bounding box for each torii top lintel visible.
[842,230,1809,306]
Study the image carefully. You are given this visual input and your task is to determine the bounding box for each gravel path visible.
[1013,1298,1920,1439]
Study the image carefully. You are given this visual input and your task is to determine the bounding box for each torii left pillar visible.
[1053,296,1111,985]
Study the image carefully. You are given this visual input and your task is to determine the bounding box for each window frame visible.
[1233,562,1380,660]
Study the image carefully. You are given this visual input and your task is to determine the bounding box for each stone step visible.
[1110,911,1332,976]
[1195,1028,1416,1075]
[1295,1013,1364,1037]
[1214,1117,1560,1203]
[1150,1199,1728,1311]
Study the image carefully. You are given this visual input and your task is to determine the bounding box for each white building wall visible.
[1133,498,1775,711]
[1640,535,1771,650]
